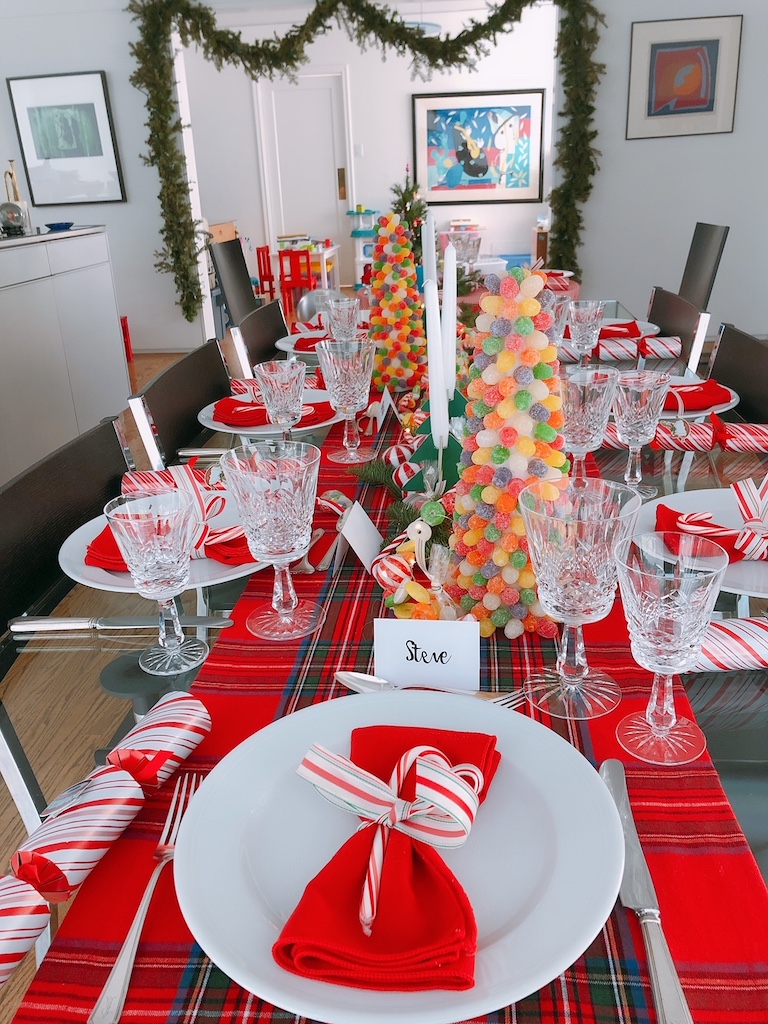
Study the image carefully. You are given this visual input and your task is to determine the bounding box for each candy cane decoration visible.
[298,743,483,935]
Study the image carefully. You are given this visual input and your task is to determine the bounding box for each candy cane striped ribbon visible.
[661,473,768,560]
[298,743,483,935]
[695,617,768,672]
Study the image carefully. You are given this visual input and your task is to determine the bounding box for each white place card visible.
[339,501,383,572]
[373,619,480,691]
[379,385,399,426]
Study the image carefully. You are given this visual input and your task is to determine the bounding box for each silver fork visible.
[88,773,199,1024]
[334,670,528,710]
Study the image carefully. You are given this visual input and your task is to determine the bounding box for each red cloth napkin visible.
[85,523,254,569]
[564,320,642,340]
[211,398,334,429]
[272,725,500,991]
[663,379,733,413]
[292,335,329,353]
[654,504,747,562]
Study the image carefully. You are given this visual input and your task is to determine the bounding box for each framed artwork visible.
[626,16,743,140]
[6,71,126,205]
[412,90,544,204]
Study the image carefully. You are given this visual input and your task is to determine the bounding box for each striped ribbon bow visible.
[298,743,484,935]
[672,473,768,560]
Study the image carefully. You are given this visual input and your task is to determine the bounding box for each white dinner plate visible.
[174,690,624,1024]
[658,381,739,422]
[602,318,660,337]
[198,389,342,438]
[636,488,768,598]
[58,488,263,594]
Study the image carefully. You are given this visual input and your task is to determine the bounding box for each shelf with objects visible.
[347,207,379,288]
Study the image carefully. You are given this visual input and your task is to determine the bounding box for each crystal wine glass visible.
[219,441,325,641]
[104,489,208,676]
[543,290,570,348]
[252,359,306,440]
[612,369,671,500]
[316,338,377,464]
[567,299,606,367]
[519,478,641,719]
[559,367,620,483]
[615,532,728,765]
[327,297,360,342]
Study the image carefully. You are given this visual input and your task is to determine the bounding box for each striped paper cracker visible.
[11,766,144,903]
[559,334,682,363]
[695,617,768,672]
[0,876,50,988]
[107,692,212,789]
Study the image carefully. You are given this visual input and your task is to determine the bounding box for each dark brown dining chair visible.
[229,300,289,377]
[209,239,261,326]
[678,222,729,312]
[707,323,768,423]
[637,286,711,376]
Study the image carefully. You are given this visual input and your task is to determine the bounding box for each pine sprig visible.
[347,458,402,498]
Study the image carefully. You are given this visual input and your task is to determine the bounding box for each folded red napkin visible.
[273,725,500,991]
[85,522,254,568]
[663,378,733,414]
[291,335,328,353]
[211,398,334,428]
[654,504,768,564]
[564,320,642,340]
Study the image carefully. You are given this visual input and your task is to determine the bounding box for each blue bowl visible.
[45,222,74,232]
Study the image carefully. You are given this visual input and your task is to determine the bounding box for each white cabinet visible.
[0,227,130,485]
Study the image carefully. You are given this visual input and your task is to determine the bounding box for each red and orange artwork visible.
[647,39,719,116]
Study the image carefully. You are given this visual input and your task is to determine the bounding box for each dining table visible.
[6,400,768,1024]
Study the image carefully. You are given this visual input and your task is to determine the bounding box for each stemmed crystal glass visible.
[559,367,620,483]
[316,338,377,464]
[252,359,307,440]
[104,489,208,676]
[220,441,325,641]
[612,369,671,499]
[543,290,570,349]
[567,299,606,367]
[519,478,641,719]
[327,297,360,342]
[615,532,728,765]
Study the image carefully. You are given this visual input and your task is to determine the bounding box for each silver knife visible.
[9,616,233,633]
[599,759,694,1024]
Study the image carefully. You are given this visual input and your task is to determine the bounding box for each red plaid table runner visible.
[12,422,768,1023]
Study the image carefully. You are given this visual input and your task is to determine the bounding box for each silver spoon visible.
[292,528,325,574]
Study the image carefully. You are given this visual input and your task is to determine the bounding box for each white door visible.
[256,70,354,286]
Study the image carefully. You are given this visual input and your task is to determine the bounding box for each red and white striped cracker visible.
[560,334,682,363]
[371,552,413,591]
[230,378,265,403]
[107,692,211,789]
[393,462,419,489]
[695,617,768,672]
[0,876,50,988]
[11,766,144,903]
[383,442,417,468]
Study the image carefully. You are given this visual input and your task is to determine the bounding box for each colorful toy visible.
[369,213,427,392]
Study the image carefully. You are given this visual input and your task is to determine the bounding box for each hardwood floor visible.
[0,351,183,1023]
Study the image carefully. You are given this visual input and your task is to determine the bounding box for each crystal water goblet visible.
[519,478,641,719]
[568,299,606,367]
[327,297,360,342]
[104,489,208,676]
[559,367,619,483]
[542,290,570,349]
[220,441,325,641]
[615,532,728,765]
[252,359,306,440]
[316,338,377,464]
[612,369,671,500]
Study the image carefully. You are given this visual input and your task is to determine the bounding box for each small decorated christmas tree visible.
[389,168,427,265]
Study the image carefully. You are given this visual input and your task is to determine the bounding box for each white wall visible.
[0,0,764,354]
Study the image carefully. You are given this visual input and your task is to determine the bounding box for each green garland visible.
[128,0,604,322]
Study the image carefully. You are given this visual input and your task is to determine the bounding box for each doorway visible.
[255,68,355,286]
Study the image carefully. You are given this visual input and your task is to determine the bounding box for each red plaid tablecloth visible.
[12,419,768,1023]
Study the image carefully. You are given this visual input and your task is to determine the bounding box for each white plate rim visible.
[174,690,624,1024]
[58,488,263,593]
[636,488,768,598]
[198,389,343,437]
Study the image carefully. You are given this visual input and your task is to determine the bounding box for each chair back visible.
[709,323,768,423]
[229,300,289,377]
[128,341,231,470]
[255,245,276,301]
[296,288,346,323]
[209,239,260,326]
[679,222,729,311]
[645,285,711,374]
[279,249,316,314]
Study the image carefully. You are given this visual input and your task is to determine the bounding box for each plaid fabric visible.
[12,419,768,1023]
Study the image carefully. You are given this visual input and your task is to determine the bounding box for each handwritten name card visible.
[373,619,480,691]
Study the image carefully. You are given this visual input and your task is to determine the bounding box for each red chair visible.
[256,245,276,302]
[279,249,317,315]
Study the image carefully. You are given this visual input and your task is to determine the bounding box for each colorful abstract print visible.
[426,105,532,193]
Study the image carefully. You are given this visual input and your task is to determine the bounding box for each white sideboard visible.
[0,226,130,486]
